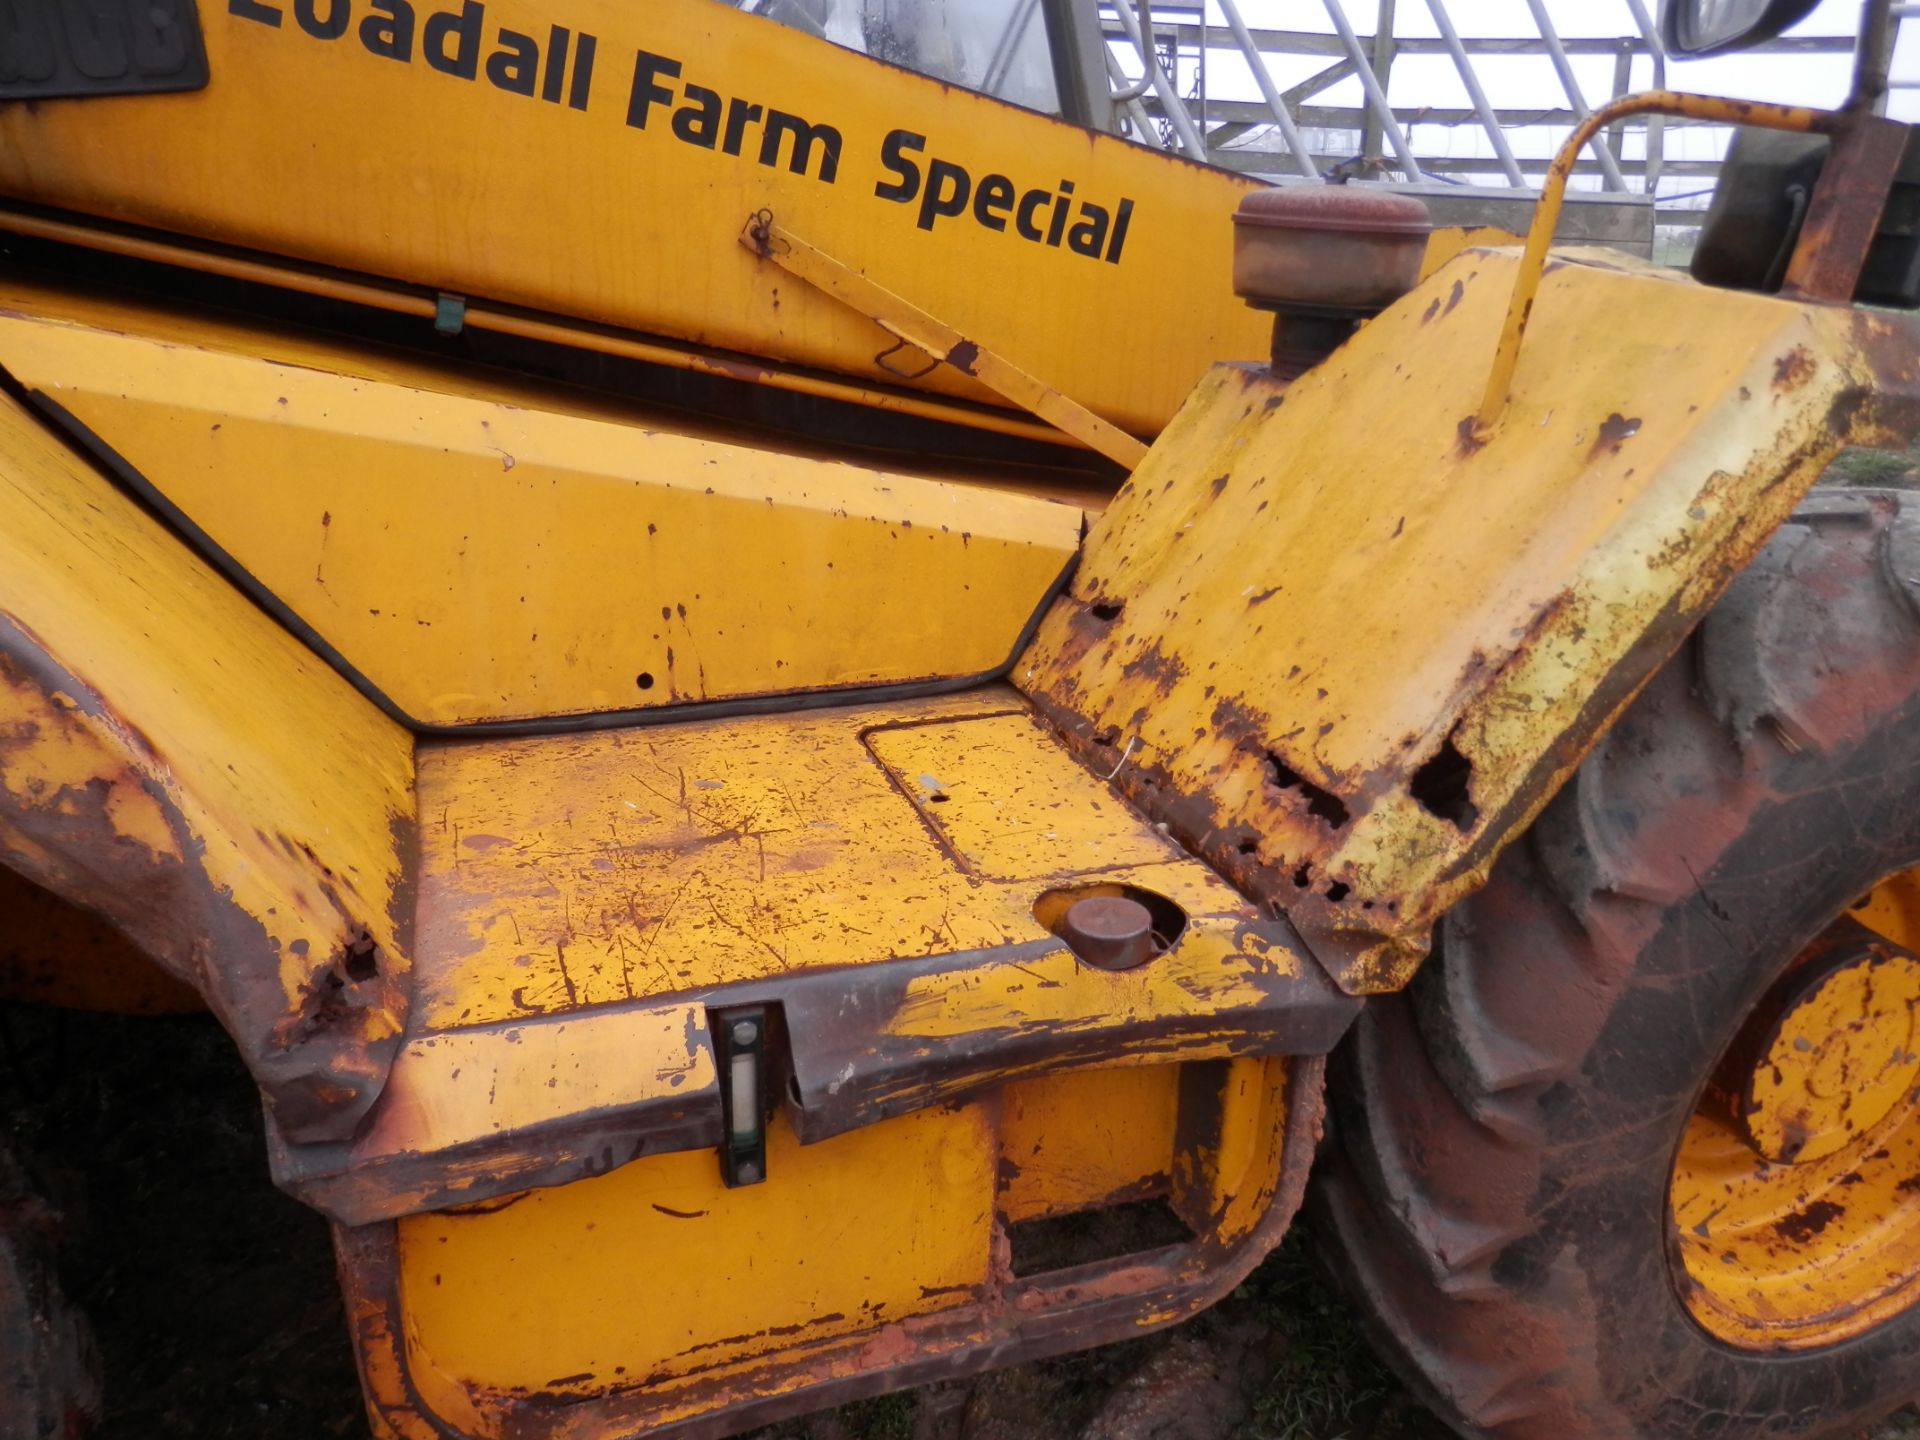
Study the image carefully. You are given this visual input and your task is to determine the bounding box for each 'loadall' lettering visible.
[875,129,1133,264]
[229,0,597,109]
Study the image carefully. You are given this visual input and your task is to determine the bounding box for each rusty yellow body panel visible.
[276,1002,722,1222]
[333,1055,1319,1439]
[0,281,1082,726]
[0,0,1272,439]
[1017,246,1920,993]
[406,691,1242,1028]
[401,1104,998,1396]
[0,359,1351,1428]
[257,687,1354,1229]
[0,385,415,1141]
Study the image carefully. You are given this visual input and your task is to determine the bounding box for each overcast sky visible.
[1157,0,1912,191]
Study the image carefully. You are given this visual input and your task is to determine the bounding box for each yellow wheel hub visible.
[1671,874,1920,1351]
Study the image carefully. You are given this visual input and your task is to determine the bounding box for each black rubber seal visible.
[0,0,208,101]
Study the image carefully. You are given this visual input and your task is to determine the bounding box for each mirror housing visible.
[1660,0,1821,56]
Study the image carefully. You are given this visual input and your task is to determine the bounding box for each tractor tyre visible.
[0,1138,98,1440]
[1312,488,1920,1439]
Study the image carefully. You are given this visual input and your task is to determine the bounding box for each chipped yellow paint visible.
[359,1004,714,1158]
[272,680,1349,1240]
[884,927,1298,1040]
[273,1001,725,1226]
[346,1053,1317,1436]
[397,1103,996,1396]
[999,1066,1181,1223]
[1019,246,1920,992]
[1672,1041,1920,1351]
[1418,225,1523,281]
[1673,887,1920,1350]
[410,689,1249,1031]
[0,0,1272,438]
[0,283,1081,726]
[1206,1058,1292,1243]
[0,387,415,1139]
[1742,958,1920,1168]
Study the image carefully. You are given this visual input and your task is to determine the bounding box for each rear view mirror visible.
[1660,0,1821,56]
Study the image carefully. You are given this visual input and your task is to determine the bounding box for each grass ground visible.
[3,1002,1914,1440]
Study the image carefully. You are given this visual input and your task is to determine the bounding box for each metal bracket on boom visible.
[740,212,1150,471]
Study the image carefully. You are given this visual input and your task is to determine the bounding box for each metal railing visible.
[1099,2,1878,244]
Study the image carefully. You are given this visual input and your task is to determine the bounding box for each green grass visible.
[1235,1232,1402,1440]
[1821,445,1920,488]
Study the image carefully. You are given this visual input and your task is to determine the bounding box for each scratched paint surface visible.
[880,926,1304,1039]
[0,283,1081,726]
[1019,247,1920,993]
[359,1006,715,1157]
[410,689,1247,1030]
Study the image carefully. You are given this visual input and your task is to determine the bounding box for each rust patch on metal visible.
[1774,347,1818,392]
[1013,258,1920,995]
[1782,112,1910,304]
[1120,642,1189,696]
[0,611,408,1143]
[1588,412,1642,458]
[1775,1199,1847,1245]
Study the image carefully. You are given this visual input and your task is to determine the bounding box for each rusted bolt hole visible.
[1265,752,1350,828]
[341,931,379,984]
[636,672,656,691]
[1409,735,1478,832]
[1090,599,1124,623]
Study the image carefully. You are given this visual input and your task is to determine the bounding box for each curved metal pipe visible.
[1474,90,1835,439]
[1109,0,1157,103]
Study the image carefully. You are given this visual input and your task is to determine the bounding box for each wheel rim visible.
[1670,871,1920,1351]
